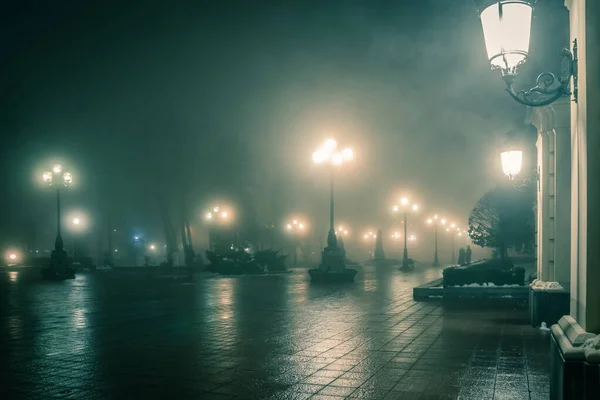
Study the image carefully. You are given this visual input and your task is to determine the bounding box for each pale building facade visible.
[564,0,600,333]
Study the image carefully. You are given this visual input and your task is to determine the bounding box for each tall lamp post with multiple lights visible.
[393,197,419,269]
[285,219,307,266]
[42,164,75,279]
[204,205,232,253]
[309,139,357,282]
[445,223,462,264]
[426,215,446,267]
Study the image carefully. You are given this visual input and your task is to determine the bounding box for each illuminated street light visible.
[285,218,308,265]
[392,196,420,269]
[363,231,377,241]
[427,214,447,266]
[476,0,578,107]
[311,138,354,277]
[204,204,234,252]
[42,163,75,279]
[335,225,350,237]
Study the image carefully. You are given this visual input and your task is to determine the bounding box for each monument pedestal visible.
[308,246,356,282]
[42,249,76,280]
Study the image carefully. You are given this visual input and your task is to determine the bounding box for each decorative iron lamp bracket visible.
[509,168,539,192]
[500,39,578,107]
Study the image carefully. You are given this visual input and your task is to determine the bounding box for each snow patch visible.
[540,322,551,332]
[531,279,564,290]
[451,283,522,287]
[583,336,600,349]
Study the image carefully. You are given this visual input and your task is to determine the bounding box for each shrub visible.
[443,261,525,287]
[206,248,287,275]
[254,249,287,272]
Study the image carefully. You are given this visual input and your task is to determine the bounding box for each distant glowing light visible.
[221,211,228,218]
[441,219,447,225]
[213,207,220,212]
[72,217,81,225]
[412,204,419,211]
[324,139,337,150]
[9,253,17,260]
[427,218,433,224]
[53,164,63,173]
[43,171,52,183]
[400,197,409,205]
[331,152,343,165]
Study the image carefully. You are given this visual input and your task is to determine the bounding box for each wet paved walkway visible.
[1,265,549,399]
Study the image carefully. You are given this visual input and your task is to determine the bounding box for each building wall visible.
[566,0,600,333]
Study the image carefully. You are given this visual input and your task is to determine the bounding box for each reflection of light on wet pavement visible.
[72,308,87,328]
[9,271,18,282]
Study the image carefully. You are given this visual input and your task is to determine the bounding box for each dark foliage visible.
[443,260,524,287]
[206,248,287,275]
[254,249,287,272]
[465,245,472,264]
[468,186,535,260]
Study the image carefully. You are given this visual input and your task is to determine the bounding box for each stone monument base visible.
[309,246,357,282]
[42,249,76,280]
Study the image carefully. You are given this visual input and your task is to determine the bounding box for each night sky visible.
[0,0,568,258]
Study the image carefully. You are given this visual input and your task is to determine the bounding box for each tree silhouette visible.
[468,186,535,261]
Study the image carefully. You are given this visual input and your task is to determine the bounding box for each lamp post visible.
[42,164,75,279]
[446,223,460,264]
[476,0,578,107]
[285,219,307,266]
[501,127,538,192]
[312,139,353,250]
[43,164,72,253]
[309,138,357,281]
[392,197,419,269]
[363,231,377,259]
[427,215,446,266]
[204,205,232,253]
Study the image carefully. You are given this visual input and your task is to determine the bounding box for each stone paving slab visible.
[1,266,549,399]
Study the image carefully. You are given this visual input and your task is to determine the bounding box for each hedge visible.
[443,262,525,287]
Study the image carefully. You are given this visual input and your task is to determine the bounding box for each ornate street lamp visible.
[204,205,233,252]
[312,139,353,250]
[285,218,308,266]
[42,164,75,279]
[392,197,419,269]
[42,164,72,254]
[476,0,578,107]
[500,127,538,191]
[309,139,357,282]
[426,215,446,266]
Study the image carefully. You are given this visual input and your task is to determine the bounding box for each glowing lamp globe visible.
[478,0,533,74]
[43,171,53,183]
[501,149,523,179]
[63,172,73,184]
[53,164,63,173]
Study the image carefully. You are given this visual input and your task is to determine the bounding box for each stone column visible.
[550,99,571,287]
[566,0,600,333]
[532,97,571,288]
[533,113,551,281]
